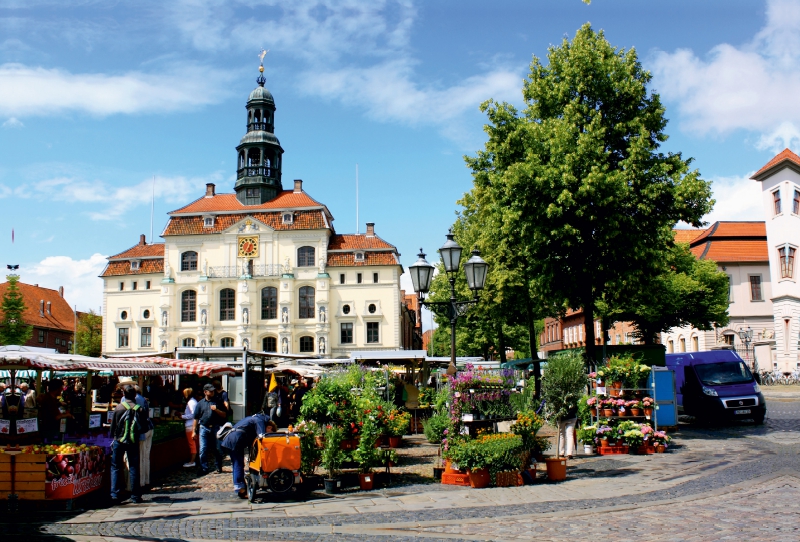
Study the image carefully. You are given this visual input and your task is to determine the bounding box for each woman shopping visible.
[181,387,199,468]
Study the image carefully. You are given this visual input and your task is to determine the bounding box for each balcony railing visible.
[247,122,272,132]
[237,166,278,179]
[207,264,285,278]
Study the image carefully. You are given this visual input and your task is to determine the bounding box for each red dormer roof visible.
[689,221,768,263]
[751,148,800,181]
[327,233,396,251]
[109,243,165,260]
[170,191,326,214]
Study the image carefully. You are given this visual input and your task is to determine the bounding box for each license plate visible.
[734,409,751,415]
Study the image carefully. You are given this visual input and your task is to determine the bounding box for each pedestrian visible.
[213,379,230,412]
[557,402,578,459]
[37,379,72,443]
[192,383,228,475]
[110,385,147,504]
[262,375,279,421]
[181,387,199,467]
[220,412,271,498]
[134,385,154,488]
[277,380,290,427]
[19,382,36,410]
[289,379,307,420]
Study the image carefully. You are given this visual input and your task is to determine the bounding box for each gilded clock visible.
[238,236,259,257]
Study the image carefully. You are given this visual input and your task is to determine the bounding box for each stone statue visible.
[161,310,168,326]
[318,257,326,274]
[200,309,207,325]
[281,337,289,354]
[243,338,250,349]
[318,337,326,355]
[164,260,171,277]
[160,340,167,350]
[281,306,289,323]
[200,339,207,347]
[284,256,290,272]
[242,307,249,324]
[319,306,326,323]
[204,260,209,276]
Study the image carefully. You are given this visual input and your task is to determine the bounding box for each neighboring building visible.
[0,281,75,353]
[101,71,404,357]
[399,292,423,351]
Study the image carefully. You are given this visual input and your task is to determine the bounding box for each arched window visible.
[220,288,235,321]
[299,336,314,353]
[261,287,277,319]
[181,251,198,272]
[220,337,234,348]
[297,246,315,267]
[181,290,196,322]
[182,337,195,347]
[299,286,315,318]
[262,336,277,353]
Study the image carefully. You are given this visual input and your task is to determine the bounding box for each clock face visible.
[238,236,259,257]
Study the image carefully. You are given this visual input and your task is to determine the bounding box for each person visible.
[289,379,307,420]
[192,383,228,475]
[277,380,290,427]
[69,382,86,433]
[558,402,578,459]
[213,379,230,412]
[181,388,199,467]
[220,412,271,498]
[110,385,147,504]
[132,385,154,489]
[37,379,72,442]
[262,380,278,421]
[19,382,36,410]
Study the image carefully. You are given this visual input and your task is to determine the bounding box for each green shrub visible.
[422,412,451,444]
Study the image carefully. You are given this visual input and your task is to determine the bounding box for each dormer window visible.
[282,212,293,225]
[203,216,215,228]
[130,260,140,271]
[354,252,365,262]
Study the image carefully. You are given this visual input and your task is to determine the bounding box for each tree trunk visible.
[498,322,507,364]
[583,301,596,367]
[526,299,541,399]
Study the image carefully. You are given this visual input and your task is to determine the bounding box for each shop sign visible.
[106,411,114,423]
[45,449,106,500]
[89,414,102,429]
[0,419,9,434]
[16,418,38,434]
[59,418,67,433]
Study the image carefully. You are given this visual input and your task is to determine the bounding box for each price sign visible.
[153,408,161,418]
[59,418,67,433]
[149,408,154,418]
[163,406,170,415]
[89,414,102,429]
[106,411,114,423]
[0,419,10,434]
[16,418,38,434]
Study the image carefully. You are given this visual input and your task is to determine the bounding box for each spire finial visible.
[257,48,268,86]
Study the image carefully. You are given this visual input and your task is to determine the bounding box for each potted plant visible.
[458,440,490,488]
[541,350,587,481]
[576,425,597,454]
[586,396,598,417]
[596,425,612,447]
[386,410,411,447]
[601,398,615,418]
[642,397,654,416]
[353,418,382,490]
[295,419,323,475]
[651,430,671,452]
[629,400,643,417]
[321,426,345,493]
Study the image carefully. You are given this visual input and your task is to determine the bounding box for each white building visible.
[101,73,406,357]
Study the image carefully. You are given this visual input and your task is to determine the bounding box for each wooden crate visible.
[495,471,524,487]
[0,481,42,491]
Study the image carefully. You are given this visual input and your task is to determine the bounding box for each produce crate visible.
[441,471,470,486]
[494,471,523,487]
[0,452,47,500]
[597,445,630,456]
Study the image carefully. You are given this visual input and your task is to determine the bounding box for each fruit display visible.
[44,446,105,482]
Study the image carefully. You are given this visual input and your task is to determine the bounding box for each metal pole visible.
[449,276,457,367]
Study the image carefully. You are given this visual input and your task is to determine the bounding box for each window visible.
[779,246,796,279]
[38,330,45,343]
[130,261,140,271]
[262,336,277,352]
[366,322,379,343]
[204,216,214,228]
[119,282,124,291]
[220,288,236,320]
[261,287,277,319]
[297,246,315,267]
[357,273,362,284]
[118,328,129,348]
[132,282,137,291]
[341,323,353,344]
[749,275,763,301]
[141,327,152,347]
[342,304,351,315]
[246,188,259,198]
[299,286,315,318]
[299,336,314,352]
[182,338,195,347]
[368,303,376,314]
[181,290,197,321]
[181,251,198,271]
[145,281,151,290]
[773,189,782,215]
[692,336,699,352]
[373,273,378,284]
[795,190,800,215]
[120,311,128,320]
[667,340,674,353]
[220,337,234,348]
[680,338,686,352]
[282,213,293,224]
[143,309,151,319]
[355,252,364,261]
[340,274,345,284]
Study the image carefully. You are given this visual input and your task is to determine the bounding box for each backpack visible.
[118,401,142,444]
[267,392,278,408]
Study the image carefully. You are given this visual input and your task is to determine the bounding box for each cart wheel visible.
[245,474,256,503]
[267,468,294,493]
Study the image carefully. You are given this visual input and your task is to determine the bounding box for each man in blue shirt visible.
[220,412,273,498]
[192,383,228,475]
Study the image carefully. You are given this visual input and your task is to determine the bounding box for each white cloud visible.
[1,117,23,128]
[24,253,107,313]
[0,63,233,117]
[651,0,800,150]
[703,173,765,224]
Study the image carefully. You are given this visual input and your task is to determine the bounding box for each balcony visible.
[237,165,278,180]
[207,264,285,278]
[247,122,272,132]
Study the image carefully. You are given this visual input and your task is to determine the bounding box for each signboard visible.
[153,407,161,418]
[0,419,10,434]
[16,418,38,434]
[45,448,106,500]
[59,418,67,433]
[89,414,102,429]
[106,411,114,424]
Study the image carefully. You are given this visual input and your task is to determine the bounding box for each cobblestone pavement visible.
[9,397,800,541]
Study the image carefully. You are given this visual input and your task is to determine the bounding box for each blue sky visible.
[0,0,796,314]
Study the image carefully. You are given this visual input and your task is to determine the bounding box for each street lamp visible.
[411,229,488,375]
[737,326,754,363]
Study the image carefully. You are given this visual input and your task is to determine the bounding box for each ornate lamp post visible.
[410,229,488,374]
[737,326,754,365]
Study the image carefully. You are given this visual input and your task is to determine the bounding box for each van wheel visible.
[753,414,765,425]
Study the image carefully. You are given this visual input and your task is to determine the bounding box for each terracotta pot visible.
[630,408,642,416]
[655,444,666,453]
[358,472,375,490]
[597,379,605,387]
[599,438,609,448]
[589,407,597,416]
[373,436,385,448]
[609,388,620,397]
[602,408,614,417]
[468,468,490,488]
[545,457,567,482]
[644,407,654,416]
[591,381,597,389]
[388,436,402,448]
[612,381,623,389]
[444,460,460,474]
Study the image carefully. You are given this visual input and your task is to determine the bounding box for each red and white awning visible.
[112,357,237,377]
[0,354,75,371]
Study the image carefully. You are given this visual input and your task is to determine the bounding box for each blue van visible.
[665,350,765,424]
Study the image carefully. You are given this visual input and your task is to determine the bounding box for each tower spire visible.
[257,48,268,87]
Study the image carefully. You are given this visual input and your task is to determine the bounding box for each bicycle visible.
[760,370,775,386]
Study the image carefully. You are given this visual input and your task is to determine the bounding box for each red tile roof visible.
[170,191,325,214]
[163,210,327,236]
[101,259,164,277]
[673,229,703,244]
[326,252,399,267]
[690,240,769,263]
[690,221,766,245]
[0,281,75,332]
[327,234,395,250]
[752,148,800,180]
[109,243,165,260]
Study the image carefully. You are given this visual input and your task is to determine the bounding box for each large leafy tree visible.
[465,24,713,363]
[75,310,103,357]
[0,274,33,346]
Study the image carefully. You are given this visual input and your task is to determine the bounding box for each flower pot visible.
[644,407,654,416]
[358,472,375,490]
[612,381,623,389]
[444,460,460,474]
[591,381,597,389]
[468,468,490,488]
[388,436,402,448]
[597,379,605,387]
[589,407,597,416]
[314,436,325,449]
[655,444,666,453]
[433,466,445,480]
[545,457,567,482]
[609,388,620,397]
[630,408,642,416]
[324,478,341,494]
[602,408,614,417]
[599,438,609,448]
[373,436,385,448]
[583,444,594,455]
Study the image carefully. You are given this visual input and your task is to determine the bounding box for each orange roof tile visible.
[326,252,399,267]
[327,234,395,250]
[690,240,769,263]
[0,281,75,332]
[163,210,327,236]
[109,243,165,260]
[752,148,800,180]
[673,228,703,244]
[101,259,164,277]
[690,221,766,245]
[170,191,325,214]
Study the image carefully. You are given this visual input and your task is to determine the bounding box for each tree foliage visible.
[75,310,103,357]
[0,274,33,346]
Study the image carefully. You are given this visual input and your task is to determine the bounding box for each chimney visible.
[366,222,375,237]
[59,286,64,298]
[46,301,51,315]
[205,183,216,197]
[293,179,303,193]
[139,234,146,246]
[39,300,44,317]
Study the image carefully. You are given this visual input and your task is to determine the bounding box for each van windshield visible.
[694,361,753,386]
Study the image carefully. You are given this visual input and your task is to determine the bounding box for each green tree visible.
[0,274,33,346]
[465,24,713,363]
[75,310,103,357]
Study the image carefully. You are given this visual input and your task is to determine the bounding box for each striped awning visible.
[110,357,236,377]
[0,354,76,371]
[79,360,185,376]
[0,354,185,376]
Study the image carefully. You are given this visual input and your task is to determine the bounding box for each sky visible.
[0,0,797,318]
